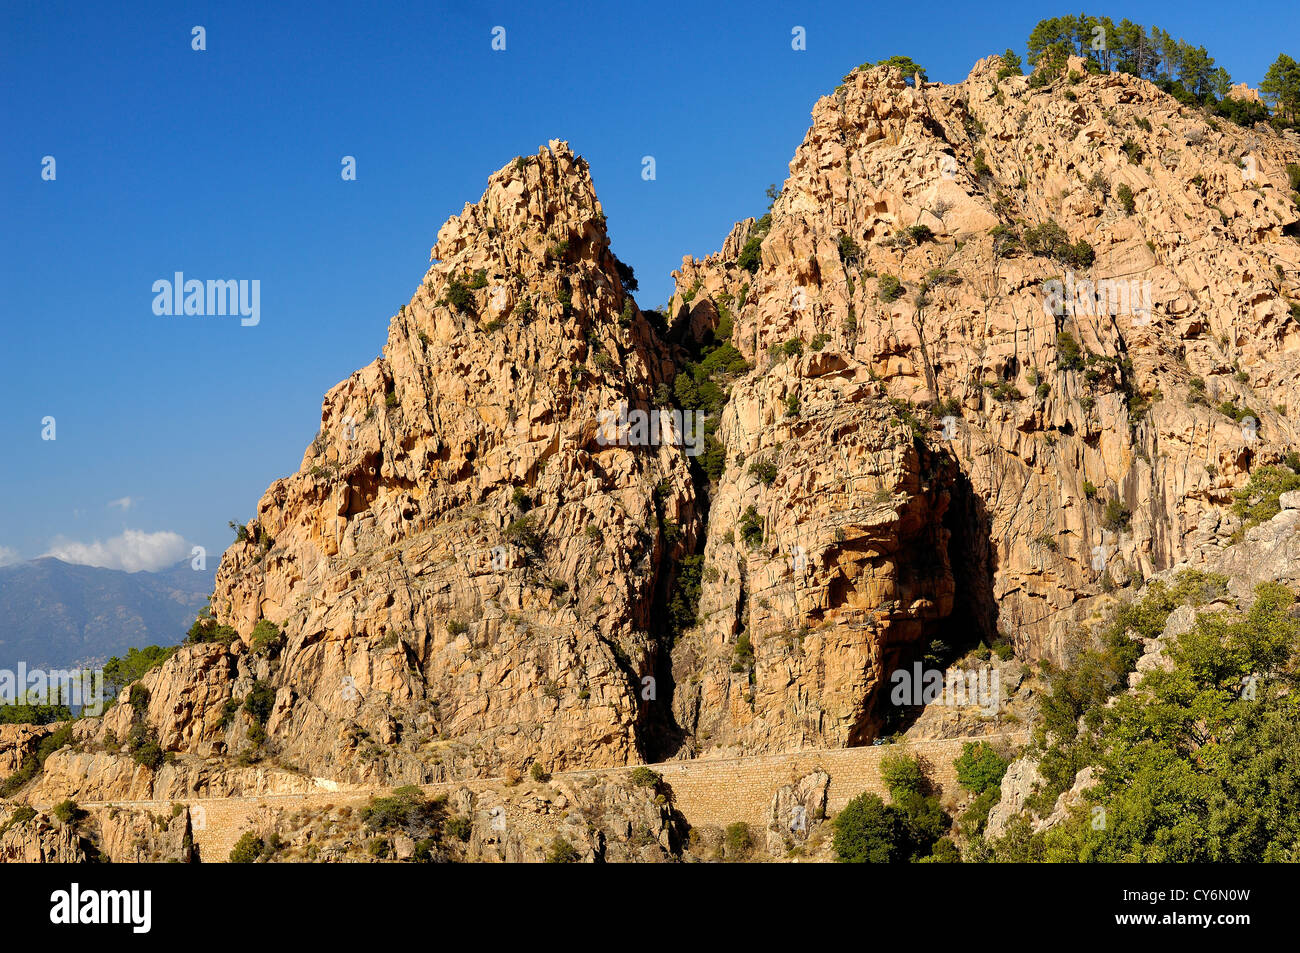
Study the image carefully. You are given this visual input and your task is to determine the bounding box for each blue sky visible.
[1,0,1292,571]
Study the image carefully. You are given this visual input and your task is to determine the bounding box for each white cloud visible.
[45,529,188,573]
[0,546,19,567]
[108,497,134,511]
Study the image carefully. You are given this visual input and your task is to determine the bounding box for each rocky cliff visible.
[667,54,1300,753]
[7,54,1300,817]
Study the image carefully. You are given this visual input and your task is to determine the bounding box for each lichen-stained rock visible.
[669,57,1300,668]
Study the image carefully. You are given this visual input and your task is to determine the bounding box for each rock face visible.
[7,56,1300,823]
[765,770,830,854]
[33,141,700,799]
[669,56,1300,691]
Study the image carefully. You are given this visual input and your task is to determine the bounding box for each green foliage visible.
[443,816,472,842]
[736,212,773,273]
[52,799,79,825]
[0,693,72,726]
[104,645,176,700]
[250,619,284,658]
[445,275,476,315]
[1024,220,1094,266]
[1116,182,1136,214]
[1025,15,1241,106]
[1056,330,1084,371]
[229,831,265,863]
[878,274,904,302]
[954,742,1010,795]
[243,680,275,727]
[837,232,862,264]
[668,553,704,636]
[903,224,934,245]
[362,785,447,840]
[833,793,902,862]
[835,754,950,863]
[131,736,164,770]
[530,762,551,782]
[1102,497,1131,531]
[738,506,763,549]
[723,822,755,858]
[546,836,580,863]
[1261,54,1300,123]
[748,458,777,486]
[186,616,238,645]
[0,723,75,796]
[1025,570,1230,818]
[997,49,1023,80]
[1028,581,1300,861]
[511,487,532,512]
[629,767,661,788]
[1232,465,1300,531]
[731,633,755,671]
[874,55,927,85]
[505,514,545,555]
[0,806,37,837]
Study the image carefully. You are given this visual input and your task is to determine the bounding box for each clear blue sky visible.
[1,0,1291,571]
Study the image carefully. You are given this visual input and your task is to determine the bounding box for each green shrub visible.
[629,767,661,788]
[1102,498,1132,531]
[243,680,275,728]
[904,224,934,245]
[444,816,472,842]
[546,836,580,863]
[445,276,475,314]
[731,633,755,671]
[837,232,861,264]
[738,506,763,548]
[954,742,1010,794]
[878,274,904,302]
[250,619,283,658]
[229,831,265,863]
[833,793,902,862]
[505,514,545,554]
[133,736,165,768]
[1116,182,1136,214]
[1056,331,1084,371]
[186,617,238,645]
[362,785,444,838]
[724,822,755,858]
[52,799,79,825]
[530,762,551,783]
[996,49,1023,80]
[0,806,37,836]
[1232,465,1300,530]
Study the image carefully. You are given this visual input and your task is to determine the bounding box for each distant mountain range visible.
[0,557,214,672]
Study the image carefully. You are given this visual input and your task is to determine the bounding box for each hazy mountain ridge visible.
[0,558,214,672]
